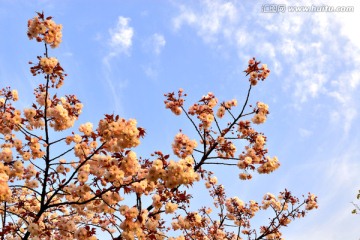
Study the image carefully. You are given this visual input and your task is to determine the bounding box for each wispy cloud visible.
[151,33,166,55]
[102,16,134,114]
[142,64,158,79]
[141,33,166,80]
[173,0,237,43]
[298,128,312,138]
[101,62,127,114]
[147,33,166,55]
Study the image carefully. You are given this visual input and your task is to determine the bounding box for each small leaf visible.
[36,11,44,19]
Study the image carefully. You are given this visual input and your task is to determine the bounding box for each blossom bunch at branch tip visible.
[164,88,186,115]
[244,57,270,86]
[27,12,63,48]
[305,193,318,210]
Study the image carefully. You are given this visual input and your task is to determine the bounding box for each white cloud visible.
[108,16,134,56]
[336,0,360,50]
[173,6,196,30]
[146,33,166,55]
[234,28,251,47]
[143,64,158,79]
[299,128,312,138]
[349,70,360,89]
[280,39,297,57]
[173,0,237,43]
[141,34,166,79]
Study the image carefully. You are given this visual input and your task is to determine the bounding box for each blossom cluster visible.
[119,207,144,239]
[0,88,21,135]
[216,136,237,158]
[252,102,269,124]
[238,120,254,138]
[48,96,83,131]
[216,99,237,118]
[0,163,11,201]
[165,158,199,188]
[172,132,197,158]
[262,193,288,211]
[305,193,318,210]
[78,122,93,136]
[205,175,218,189]
[225,197,260,227]
[23,108,44,129]
[39,57,58,74]
[188,92,218,129]
[244,58,271,86]
[164,88,185,115]
[30,56,65,88]
[97,115,141,150]
[27,12,62,48]
[237,131,279,179]
[257,156,280,174]
[162,157,199,189]
[171,211,204,231]
[0,88,19,105]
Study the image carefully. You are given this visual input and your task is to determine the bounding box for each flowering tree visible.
[0,12,318,240]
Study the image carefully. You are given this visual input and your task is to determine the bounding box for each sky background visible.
[1,0,360,239]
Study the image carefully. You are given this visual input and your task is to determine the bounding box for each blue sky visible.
[1,0,360,239]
